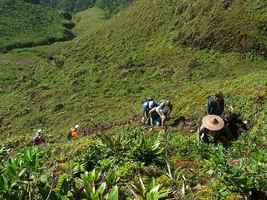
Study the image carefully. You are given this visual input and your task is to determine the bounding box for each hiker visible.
[199,115,231,144]
[141,97,157,125]
[149,100,172,127]
[224,113,250,139]
[149,110,162,126]
[32,129,45,145]
[207,92,225,116]
[67,125,80,142]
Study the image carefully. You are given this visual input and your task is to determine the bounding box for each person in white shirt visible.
[149,100,172,127]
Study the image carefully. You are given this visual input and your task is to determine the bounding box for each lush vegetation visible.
[74,7,105,36]
[24,0,130,15]
[0,0,74,52]
[0,0,267,199]
[173,0,267,56]
[1,128,266,199]
[24,0,96,12]
[95,0,130,18]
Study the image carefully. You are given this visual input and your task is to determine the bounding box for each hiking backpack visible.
[207,96,223,115]
[159,100,171,115]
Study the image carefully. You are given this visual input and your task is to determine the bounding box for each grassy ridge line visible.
[0,0,75,53]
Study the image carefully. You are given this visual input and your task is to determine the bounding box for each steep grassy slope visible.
[0,0,267,199]
[0,0,74,52]
[25,0,130,14]
[1,0,267,150]
[174,0,267,55]
[74,7,105,36]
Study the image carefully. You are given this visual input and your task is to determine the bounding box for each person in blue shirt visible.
[142,97,157,125]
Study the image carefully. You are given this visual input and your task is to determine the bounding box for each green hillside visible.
[74,7,105,36]
[173,0,267,56]
[0,0,74,52]
[0,0,266,199]
[24,0,96,12]
[24,0,130,15]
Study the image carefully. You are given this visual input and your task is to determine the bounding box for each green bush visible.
[223,150,267,195]
[205,147,267,198]
[130,177,171,200]
[54,168,119,199]
[0,147,51,200]
[95,0,129,18]
[79,128,166,172]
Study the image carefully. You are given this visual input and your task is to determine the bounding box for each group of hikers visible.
[32,125,80,145]
[142,92,249,144]
[141,98,173,127]
[33,92,248,145]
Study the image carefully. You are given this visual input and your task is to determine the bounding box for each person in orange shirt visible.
[67,125,80,142]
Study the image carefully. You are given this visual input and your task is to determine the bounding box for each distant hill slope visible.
[0,0,74,52]
[24,0,96,12]
[72,0,267,58]
[24,0,130,16]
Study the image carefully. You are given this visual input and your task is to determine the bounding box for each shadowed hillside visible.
[0,0,74,52]
[24,0,130,15]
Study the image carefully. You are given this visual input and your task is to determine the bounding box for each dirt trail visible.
[80,115,199,136]
[170,116,198,133]
[81,115,142,136]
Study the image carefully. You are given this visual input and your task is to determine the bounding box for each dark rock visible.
[251,190,267,200]
[222,0,233,9]
[188,58,201,69]
[53,104,64,112]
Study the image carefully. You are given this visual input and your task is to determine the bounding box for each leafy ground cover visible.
[0,0,266,199]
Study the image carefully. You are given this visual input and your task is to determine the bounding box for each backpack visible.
[207,96,223,115]
[142,101,149,113]
[148,100,157,109]
[150,111,161,126]
[159,100,171,115]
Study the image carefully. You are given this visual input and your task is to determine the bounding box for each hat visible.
[75,124,79,129]
[202,115,224,131]
[37,129,42,133]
